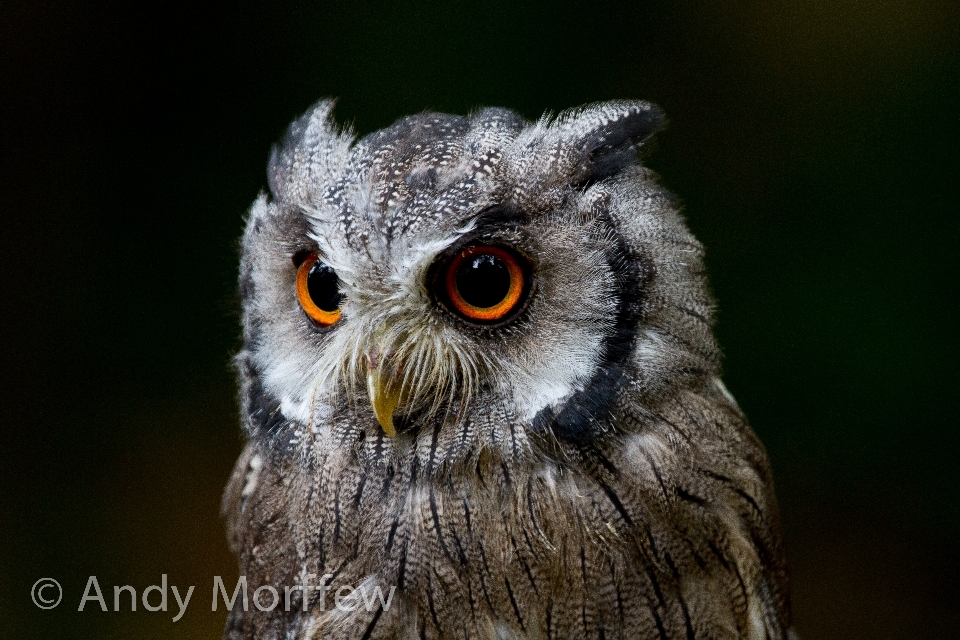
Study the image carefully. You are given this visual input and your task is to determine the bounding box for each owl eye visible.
[295,252,344,326]
[442,245,529,323]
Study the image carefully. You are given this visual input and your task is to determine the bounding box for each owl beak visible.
[366,357,401,438]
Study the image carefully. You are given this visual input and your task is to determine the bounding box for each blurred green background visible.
[1,1,957,638]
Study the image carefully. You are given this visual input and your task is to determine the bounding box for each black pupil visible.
[307,261,344,312]
[456,254,511,308]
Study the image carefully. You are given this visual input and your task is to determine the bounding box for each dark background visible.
[2,1,958,638]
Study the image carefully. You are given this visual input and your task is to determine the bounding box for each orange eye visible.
[443,245,528,323]
[295,253,344,326]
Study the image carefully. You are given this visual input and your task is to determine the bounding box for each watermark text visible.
[32,575,395,621]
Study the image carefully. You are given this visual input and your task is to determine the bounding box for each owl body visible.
[224,101,793,639]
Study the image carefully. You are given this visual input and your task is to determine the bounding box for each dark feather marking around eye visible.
[469,204,530,235]
[244,372,291,446]
[291,249,312,267]
[532,215,655,444]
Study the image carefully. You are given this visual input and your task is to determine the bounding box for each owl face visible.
[228,101,793,640]
[238,100,717,468]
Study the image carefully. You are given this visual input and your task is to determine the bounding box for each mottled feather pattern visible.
[225,100,794,639]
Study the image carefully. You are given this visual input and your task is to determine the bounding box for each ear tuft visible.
[557,101,666,181]
[267,99,353,205]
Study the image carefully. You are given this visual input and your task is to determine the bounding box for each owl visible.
[222,99,794,640]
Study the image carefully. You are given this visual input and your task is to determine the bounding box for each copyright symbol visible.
[31,578,62,609]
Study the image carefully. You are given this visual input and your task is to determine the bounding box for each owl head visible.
[237,100,718,471]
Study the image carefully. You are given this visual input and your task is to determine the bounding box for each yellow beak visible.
[366,360,401,438]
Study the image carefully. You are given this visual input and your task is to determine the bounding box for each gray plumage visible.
[223,100,794,639]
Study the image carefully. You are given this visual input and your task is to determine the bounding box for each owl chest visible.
[238,447,772,638]
[293,461,673,637]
